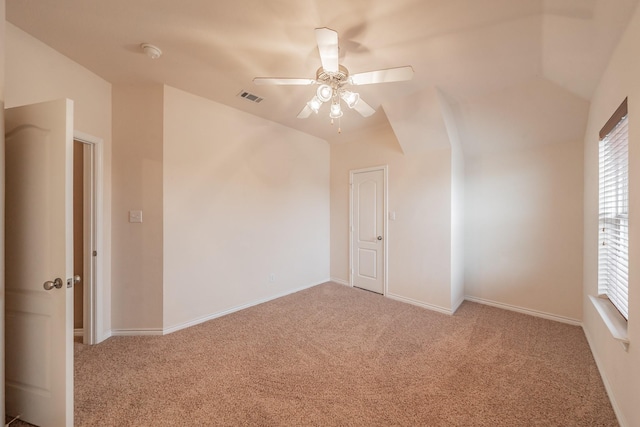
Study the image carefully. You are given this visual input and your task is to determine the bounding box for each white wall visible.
[450,137,465,310]
[111,84,164,332]
[330,124,454,312]
[4,23,113,340]
[464,140,584,321]
[582,4,640,426]
[382,88,464,311]
[436,89,466,309]
[162,86,330,330]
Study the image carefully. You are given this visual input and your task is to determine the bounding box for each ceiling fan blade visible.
[315,27,339,73]
[353,97,376,117]
[253,77,316,85]
[297,105,313,119]
[349,66,414,85]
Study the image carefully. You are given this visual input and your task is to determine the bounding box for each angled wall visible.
[361,86,465,312]
[330,121,454,312]
[383,87,452,154]
[461,78,587,322]
[162,86,330,330]
[110,83,332,333]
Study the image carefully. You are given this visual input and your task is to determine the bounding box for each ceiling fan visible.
[254,27,414,131]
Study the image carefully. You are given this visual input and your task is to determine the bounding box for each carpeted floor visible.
[10,282,619,426]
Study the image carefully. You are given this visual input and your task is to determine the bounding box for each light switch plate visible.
[129,210,143,223]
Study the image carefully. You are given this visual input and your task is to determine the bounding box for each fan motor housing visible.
[316,65,350,87]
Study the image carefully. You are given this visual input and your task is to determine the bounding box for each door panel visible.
[357,248,377,279]
[358,180,377,242]
[5,99,74,427]
[352,169,385,294]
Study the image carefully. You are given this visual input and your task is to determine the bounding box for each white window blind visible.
[598,105,629,320]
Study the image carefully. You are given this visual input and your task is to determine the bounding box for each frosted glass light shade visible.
[341,91,360,109]
[307,96,322,114]
[317,84,333,102]
[329,103,343,118]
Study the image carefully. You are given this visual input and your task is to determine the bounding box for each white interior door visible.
[5,99,74,427]
[351,168,385,294]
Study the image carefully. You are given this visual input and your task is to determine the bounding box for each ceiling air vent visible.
[237,90,264,104]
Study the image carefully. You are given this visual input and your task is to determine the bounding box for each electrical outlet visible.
[269,273,275,283]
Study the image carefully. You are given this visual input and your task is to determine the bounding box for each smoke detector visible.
[141,43,162,59]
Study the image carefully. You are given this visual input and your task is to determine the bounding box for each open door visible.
[5,99,74,426]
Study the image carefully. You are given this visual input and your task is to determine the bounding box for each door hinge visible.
[93,250,97,257]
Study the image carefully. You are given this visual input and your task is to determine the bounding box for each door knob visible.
[43,278,63,291]
[377,236,383,240]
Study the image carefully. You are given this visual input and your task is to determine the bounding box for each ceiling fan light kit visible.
[341,91,360,109]
[317,84,333,102]
[307,96,323,114]
[253,27,414,132]
[330,102,343,119]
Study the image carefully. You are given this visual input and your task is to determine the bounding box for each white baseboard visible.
[75,328,113,344]
[464,295,581,326]
[452,295,465,313]
[386,293,453,315]
[335,280,461,316]
[162,279,329,335]
[330,277,350,286]
[110,328,164,337]
[582,324,627,427]
[97,330,112,343]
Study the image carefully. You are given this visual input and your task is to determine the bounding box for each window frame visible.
[598,98,629,321]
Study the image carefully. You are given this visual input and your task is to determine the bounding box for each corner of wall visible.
[435,88,466,309]
[0,0,6,420]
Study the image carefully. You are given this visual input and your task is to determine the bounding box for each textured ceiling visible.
[6,0,638,148]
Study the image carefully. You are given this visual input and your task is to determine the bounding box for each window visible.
[598,98,629,320]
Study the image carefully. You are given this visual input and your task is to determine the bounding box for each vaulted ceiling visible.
[6,0,638,151]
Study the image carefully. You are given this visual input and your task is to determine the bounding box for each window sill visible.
[589,295,629,351]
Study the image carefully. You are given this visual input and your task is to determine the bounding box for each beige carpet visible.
[12,282,620,426]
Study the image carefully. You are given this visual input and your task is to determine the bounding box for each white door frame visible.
[73,130,104,345]
[349,165,389,295]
